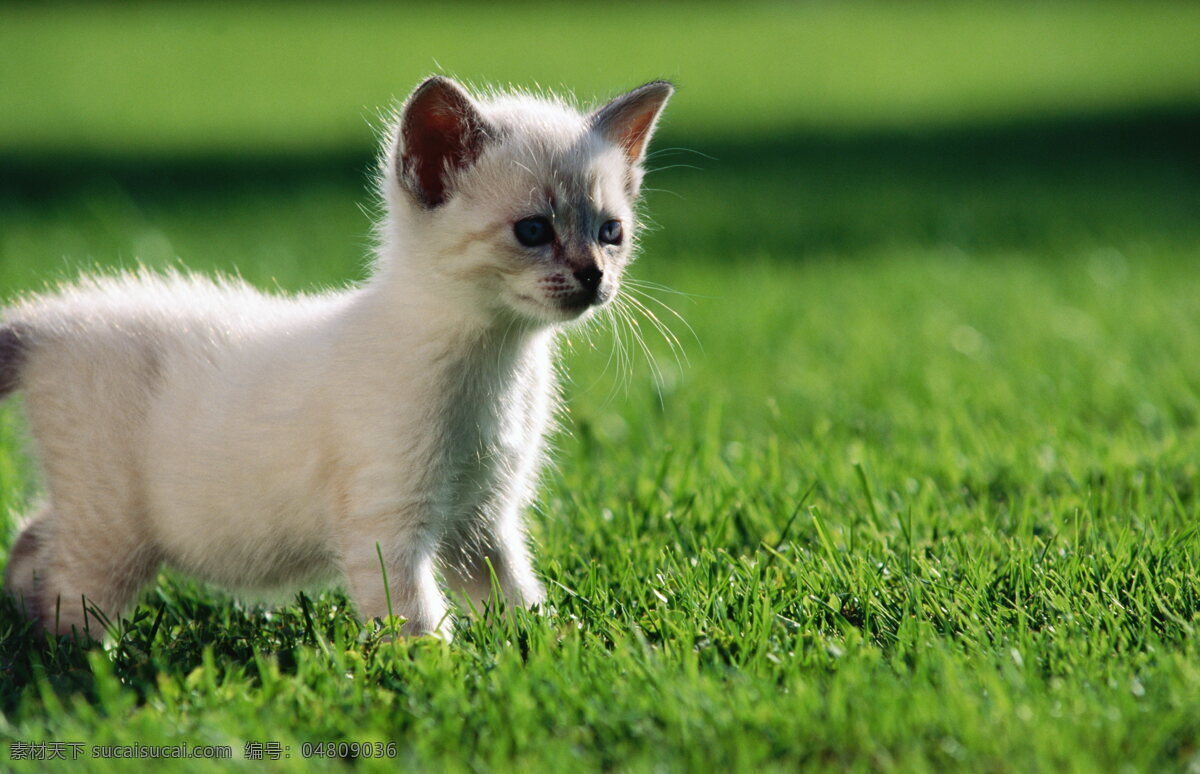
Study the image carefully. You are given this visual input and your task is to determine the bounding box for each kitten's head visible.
[378,77,672,327]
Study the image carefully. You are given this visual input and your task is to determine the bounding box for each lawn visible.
[2,2,1200,771]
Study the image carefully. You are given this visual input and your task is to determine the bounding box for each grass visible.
[3,2,1200,771]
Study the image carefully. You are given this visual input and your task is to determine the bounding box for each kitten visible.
[0,76,672,639]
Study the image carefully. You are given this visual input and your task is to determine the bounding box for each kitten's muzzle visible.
[563,265,604,310]
[574,265,602,294]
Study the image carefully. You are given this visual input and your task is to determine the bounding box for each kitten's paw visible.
[512,579,547,610]
[369,612,455,642]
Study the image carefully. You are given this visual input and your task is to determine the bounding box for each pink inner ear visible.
[609,110,659,163]
[401,80,489,208]
[591,82,673,166]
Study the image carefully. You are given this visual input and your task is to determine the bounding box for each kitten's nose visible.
[574,265,603,296]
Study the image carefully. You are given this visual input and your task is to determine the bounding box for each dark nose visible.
[574,264,603,295]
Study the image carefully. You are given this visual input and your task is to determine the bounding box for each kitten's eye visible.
[598,219,623,246]
[513,217,554,247]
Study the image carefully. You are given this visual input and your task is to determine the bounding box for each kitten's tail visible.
[0,324,26,399]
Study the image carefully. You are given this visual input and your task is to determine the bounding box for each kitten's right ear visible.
[590,80,674,167]
[396,76,493,208]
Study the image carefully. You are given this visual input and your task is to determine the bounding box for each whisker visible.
[613,299,637,394]
[577,303,623,402]
[639,187,686,200]
[602,299,633,403]
[625,278,713,299]
[644,146,718,162]
[622,292,688,370]
[615,298,644,394]
[644,163,704,174]
[592,303,624,398]
[620,300,668,410]
[624,286,704,354]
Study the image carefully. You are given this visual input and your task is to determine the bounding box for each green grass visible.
[3,2,1200,771]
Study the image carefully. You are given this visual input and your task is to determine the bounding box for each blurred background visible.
[4,2,1198,272]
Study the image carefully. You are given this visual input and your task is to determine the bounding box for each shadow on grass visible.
[0,583,366,717]
[2,102,1197,259]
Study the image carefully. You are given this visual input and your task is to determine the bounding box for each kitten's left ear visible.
[590,80,674,167]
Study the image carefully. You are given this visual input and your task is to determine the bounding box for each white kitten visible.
[0,76,672,639]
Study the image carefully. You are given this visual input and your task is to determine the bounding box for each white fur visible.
[1,78,671,638]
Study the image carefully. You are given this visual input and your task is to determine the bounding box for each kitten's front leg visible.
[339,515,451,638]
[442,511,545,614]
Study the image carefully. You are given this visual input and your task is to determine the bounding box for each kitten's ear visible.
[397,76,493,208]
[590,80,674,167]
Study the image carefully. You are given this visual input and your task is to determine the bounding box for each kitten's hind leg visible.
[7,506,160,638]
[4,505,51,623]
[442,513,546,615]
[340,524,451,639]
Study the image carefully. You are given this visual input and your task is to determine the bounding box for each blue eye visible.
[599,219,623,246]
[514,217,554,247]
